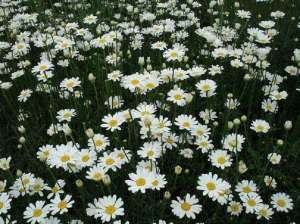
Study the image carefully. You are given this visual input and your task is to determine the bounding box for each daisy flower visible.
[250,119,270,133]
[88,133,110,151]
[163,47,185,62]
[125,169,151,193]
[195,79,217,97]
[0,193,11,214]
[167,87,187,106]
[170,194,202,219]
[209,150,232,169]
[101,113,125,132]
[240,192,263,214]
[56,109,76,123]
[197,173,223,198]
[137,141,162,161]
[175,114,198,131]
[86,165,107,182]
[50,194,74,215]
[60,77,81,92]
[256,204,274,220]
[271,192,293,212]
[235,180,258,195]
[227,201,243,216]
[23,201,49,224]
[18,89,33,102]
[86,195,124,222]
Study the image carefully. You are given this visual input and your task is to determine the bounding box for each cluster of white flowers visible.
[0,0,299,223]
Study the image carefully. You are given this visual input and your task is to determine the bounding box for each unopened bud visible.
[175,165,182,175]
[75,179,84,187]
[85,128,94,138]
[164,191,171,199]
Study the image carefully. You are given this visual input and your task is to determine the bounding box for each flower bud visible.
[241,115,247,122]
[284,121,292,130]
[19,136,26,144]
[175,165,182,175]
[88,73,96,83]
[18,126,26,133]
[75,179,84,187]
[103,174,111,186]
[164,191,171,200]
[85,128,94,138]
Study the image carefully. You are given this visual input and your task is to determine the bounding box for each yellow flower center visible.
[217,156,226,165]
[277,199,286,207]
[0,202,4,209]
[108,119,118,127]
[66,81,75,88]
[58,201,67,209]
[146,83,155,89]
[92,172,102,181]
[152,180,159,186]
[60,154,70,162]
[202,84,210,92]
[181,202,191,211]
[105,158,115,166]
[130,79,140,86]
[147,150,154,158]
[39,65,48,71]
[258,209,268,217]
[82,155,90,162]
[33,208,42,217]
[63,112,71,118]
[22,178,30,185]
[206,182,216,191]
[170,51,178,58]
[95,139,103,147]
[182,122,190,128]
[105,205,116,215]
[174,94,182,100]
[242,186,252,193]
[52,186,59,193]
[135,178,146,186]
[247,199,256,207]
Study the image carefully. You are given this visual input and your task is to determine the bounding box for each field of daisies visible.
[0,0,300,223]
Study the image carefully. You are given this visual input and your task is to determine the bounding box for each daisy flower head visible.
[50,194,74,215]
[137,141,162,161]
[250,119,270,133]
[195,79,217,97]
[235,180,258,196]
[175,114,198,131]
[240,192,263,214]
[60,77,81,92]
[88,133,110,151]
[125,168,151,193]
[86,165,107,182]
[56,109,76,123]
[23,200,50,224]
[163,46,185,62]
[271,192,293,212]
[86,195,124,222]
[256,204,274,220]
[197,173,223,198]
[101,113,125,132]
[167,87,188,106]
[149,172,167,190]
[98,152,122,172]
[209,150,232,169]
[227,201,243,216]
[170,194,202,219]
[18,89,33,102]
[0,192,12,215]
